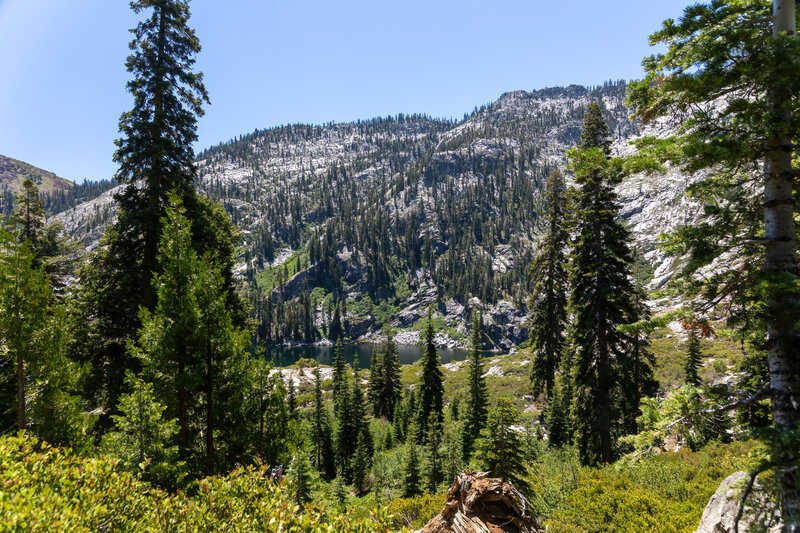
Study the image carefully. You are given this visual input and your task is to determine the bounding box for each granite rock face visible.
[695,471,781,533]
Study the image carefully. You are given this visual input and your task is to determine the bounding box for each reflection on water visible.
[263,344,492,369]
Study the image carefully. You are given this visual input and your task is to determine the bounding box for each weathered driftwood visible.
[417,470,543,533]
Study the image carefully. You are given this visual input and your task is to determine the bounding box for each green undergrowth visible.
[0,434,398,532]
[539,440,763,533]
[649,327,743,390]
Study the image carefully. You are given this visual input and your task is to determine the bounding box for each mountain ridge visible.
[47,81,697,349]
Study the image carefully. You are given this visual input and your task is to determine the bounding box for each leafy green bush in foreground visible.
[544,441,763,533]
[0,434,398,532]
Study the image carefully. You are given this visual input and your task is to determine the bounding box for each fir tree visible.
[289,446,314,506]
[461,310,488,462]
[0,229,69,433]
[100,372,184,488]
[402,431,422,498]
[544,372,570,448]
[113,0,210,311]
[529,169,569,398]
[249,358,290,466]
[10,179,44,253]
[567,103,650,465]
[133,194,251,474]
[334,365,354,481]
[349,358,374,469]
[9,179,77,292]
[417,308,444,441]
[472,398,531,496]
[351,431,370,495]
[425,410,443,493]
[312,364,325,472]
[332,338,346,414]
[685,330,702,386]
[378,323,401,421]
[368,346,384,417]
[72,0,244,429]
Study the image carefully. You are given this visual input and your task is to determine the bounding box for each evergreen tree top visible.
[578,102,611,155]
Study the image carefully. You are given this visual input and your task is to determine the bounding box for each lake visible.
[263,343,492,369]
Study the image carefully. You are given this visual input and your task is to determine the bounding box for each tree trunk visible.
[766,2,800,530]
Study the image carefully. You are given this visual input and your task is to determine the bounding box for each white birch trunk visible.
[766,2,799,531]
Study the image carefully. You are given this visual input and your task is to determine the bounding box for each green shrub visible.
[0,434,399,532]
[386,491,446,530]
[543,441,761,533]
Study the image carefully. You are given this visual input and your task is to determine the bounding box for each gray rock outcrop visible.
[695,471,781,533]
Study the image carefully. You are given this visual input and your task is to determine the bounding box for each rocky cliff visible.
[48,81,700,348]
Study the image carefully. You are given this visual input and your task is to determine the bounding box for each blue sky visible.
[0,0,690,182]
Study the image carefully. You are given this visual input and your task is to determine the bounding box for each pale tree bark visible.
[765,1,800,530]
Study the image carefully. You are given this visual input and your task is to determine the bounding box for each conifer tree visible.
[544,372,571,448]
[619,265,658,436]
[249,358,290,466]
[402,429,422,498]
[334,366,354,481]
[312,364,325,471]
[113,0,209,311]
[351,432,370,494]
[72,0,244,428]
[685,330,702,386]
[380,324,401,421]
[425,410,443,493]
[529,169,569,398]
[368,346,384,417]
[461,310,488,462]
[289,446,314,506]
[100,372,184,488]
[472,399,531,496]
[349,358,374,467]
[417,308,444,441]
[332,338,346,414]
[10,179,44,253]
[10,179,77,291]
[567,103,650,465]
[0,229,69,433]
[133,194,251,474]
[286,377,297,417]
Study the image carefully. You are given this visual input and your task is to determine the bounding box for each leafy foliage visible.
[0,434,399,532]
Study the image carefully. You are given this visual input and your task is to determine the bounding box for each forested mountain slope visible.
[51,81,696,348]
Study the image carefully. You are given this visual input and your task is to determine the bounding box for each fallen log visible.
[417,470,544,533]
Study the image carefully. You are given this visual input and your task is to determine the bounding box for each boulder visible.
[417,470,543,533]
[695,471,781,533]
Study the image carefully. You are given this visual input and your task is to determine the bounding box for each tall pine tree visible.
[132,194,251,474]
[71,0,244,427]
[378,323,401,421]
[461,310,488,462]
[567,103,651,465]
[416,308,444,441]
[685,330,702,386]
[529,169,569,398]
